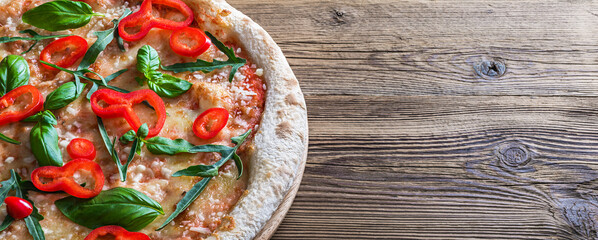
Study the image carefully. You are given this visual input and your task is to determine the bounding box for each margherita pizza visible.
[0,0,307,239]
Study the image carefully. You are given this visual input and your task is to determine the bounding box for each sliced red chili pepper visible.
[84,225,150,240]
[4,196,33,220]
[193,107,229,140]
[67,138,96,160]
[0,85,43,126]
[31,159,104,198]
[118,0,193,42]
[170,27,211,57]
[90,89,166,138]
[40,36,88,71]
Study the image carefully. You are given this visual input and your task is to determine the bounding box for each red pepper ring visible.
[67,138,96,160]
[40,35,89,71]
[90,89,166,138]
[193,107,229,140]
[84,225,151,240]
[0,85,44,126]
[31,159,104,199]
[170,27,211,57]
[118,0,194,42]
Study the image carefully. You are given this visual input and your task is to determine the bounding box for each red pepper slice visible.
[193,107,228,140]
[169,27,211,57]
[0,85,44,126]
[4,196,33,220]
[67,138,96,160]
[90,89,166,138]
[40,36,88,71]
[31,159,104,198]
[84,225,150,240]
[118,0,194,42]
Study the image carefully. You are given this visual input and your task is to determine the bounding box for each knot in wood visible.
[495,142,530,167]
[331,9,346,25]
[474,58,506,78]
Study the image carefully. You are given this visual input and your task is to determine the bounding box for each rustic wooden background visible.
[229,0,598,239]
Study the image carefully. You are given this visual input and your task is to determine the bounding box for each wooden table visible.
[229,0,598,239]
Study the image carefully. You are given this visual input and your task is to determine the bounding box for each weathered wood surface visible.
[227,0,598,239]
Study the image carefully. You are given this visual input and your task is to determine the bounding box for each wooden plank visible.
[230,0,598,96]
[274,95,598,239]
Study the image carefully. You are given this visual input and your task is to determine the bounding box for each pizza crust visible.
[181,1,308,239]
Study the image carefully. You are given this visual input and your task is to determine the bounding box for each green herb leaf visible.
[137,45,161,74]
[119,130,136,144]
[145,137,195,155]
[156,177,212,231]
[0,132,20,145]
[78,10,131,70]
[161,31,246,82]
[0,30,71,54]
[44,81,86,110]
[171,165,218,177]
[86,68,128,99]
[146,73,192,98]
[29,111,62,167]
[136,123,149,139]
[0,171,18,203]
[0,55,29,96]
[97,117,127,181]
[23,110,57,124]
[23,216,45,240]
[55,187,164,232]
[0,215,13,232]
[22,0,102,31]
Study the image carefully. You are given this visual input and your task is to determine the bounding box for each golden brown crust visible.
[181,0,308,239]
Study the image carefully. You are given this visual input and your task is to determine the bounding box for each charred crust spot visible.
[275,121,293,138]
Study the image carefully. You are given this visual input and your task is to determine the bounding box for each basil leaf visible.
[0,215,13,232]
[156,177,212,231]
[145,137,195,155]
[30,113,62,167]
[172,165,218,177]
[0,55,29,96]
[136,123,149,139]
[23,110,57,125]
[97,117,126,181]
[44,81,86,110]
[119,130,136,144]
[146,73,192,98]
[55,187,164,231]
[78,10,131,70]
[0,30,71,54]
[22,0,102,31]
[161,31,247,82]
[0,132,20,145]
[137,45,161,74]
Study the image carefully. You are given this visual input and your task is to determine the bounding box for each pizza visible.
[0,0,307,239]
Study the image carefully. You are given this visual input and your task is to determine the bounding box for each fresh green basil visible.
[0,30,71,54]
[161,31,247,82]
[29,111,62,167]
[137,45,161,74]
[156,177,212,231]
[55,187,164,231]
[145,137,195,155]
[146,73,192,98]
[136,45,191,98]
[78,9,131,70]
[119,130,136,144]
[0,170,45,239]
[22,0,102,31]
[44,81,86,110]
[0,55,29,96]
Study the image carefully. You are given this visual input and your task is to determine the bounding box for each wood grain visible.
[225,0,598,239]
